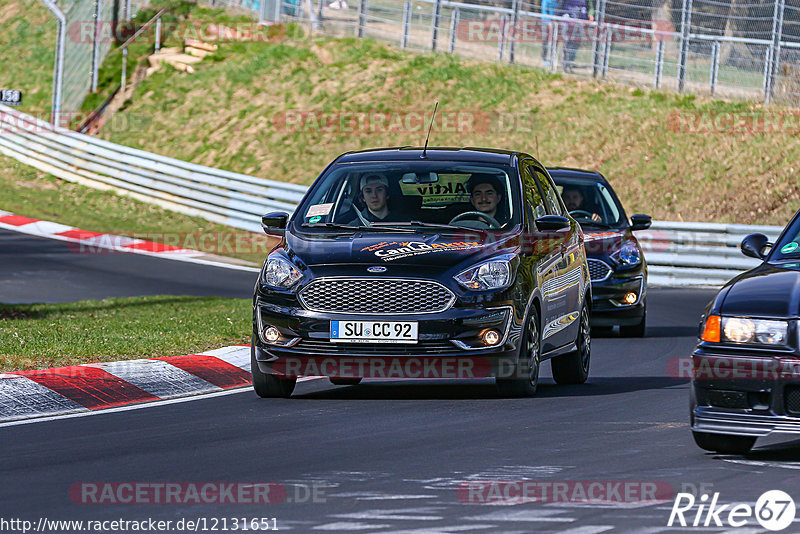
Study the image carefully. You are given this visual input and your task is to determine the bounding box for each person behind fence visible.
[541,0,558,67]
[557,0,594,73]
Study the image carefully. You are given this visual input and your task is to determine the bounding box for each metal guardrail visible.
[0,104,786,286]
[0,104,307,233]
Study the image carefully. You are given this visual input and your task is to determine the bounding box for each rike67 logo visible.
[668,490,796,531]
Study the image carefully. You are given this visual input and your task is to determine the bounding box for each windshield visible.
[295,161,520,232]
[551,176,626,228]
[771,212,800,261]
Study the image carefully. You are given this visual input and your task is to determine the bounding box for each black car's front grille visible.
[280,339,463,356]
[785,386,800,415]
[299,278,455,315]
[587,259,612,282]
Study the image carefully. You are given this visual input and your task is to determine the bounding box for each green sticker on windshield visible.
[309,216,322,223]
[782,242,799,254]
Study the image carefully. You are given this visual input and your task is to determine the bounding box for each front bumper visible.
[253,299,524,379]
[691,348,800,437]
[590,274,645,326]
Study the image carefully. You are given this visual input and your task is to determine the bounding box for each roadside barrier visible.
[0,104,786,286]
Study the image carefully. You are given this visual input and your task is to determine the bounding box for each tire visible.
[496,310,541,398]
[251,336,296,398]
[692,431,756,454]
[552,301,591,385]
[620,304,646,337]
[330,378,363,386]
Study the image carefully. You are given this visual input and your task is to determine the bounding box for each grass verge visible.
[0,296,251,371]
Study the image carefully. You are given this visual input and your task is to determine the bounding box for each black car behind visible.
[549,168,651,336]
[691,208,800,454]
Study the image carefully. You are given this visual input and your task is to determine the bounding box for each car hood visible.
[721,262,800,318]
[286,231,518,269]
[582,229,628,258]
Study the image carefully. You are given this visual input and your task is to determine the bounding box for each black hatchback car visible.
[252,147,592,397]
[691,208,800,454]
[549,168,651,336]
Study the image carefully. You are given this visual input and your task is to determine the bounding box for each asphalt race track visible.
[3,261,800,533]
[0,229,257,302]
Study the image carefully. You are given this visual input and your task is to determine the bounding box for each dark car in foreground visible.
[252,147,592,397]
[549,168,651,336]
[691,208,800,454]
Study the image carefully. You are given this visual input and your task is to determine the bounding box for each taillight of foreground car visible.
[701,315,789,346]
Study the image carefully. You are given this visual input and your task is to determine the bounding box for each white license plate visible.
[330,320,418,344]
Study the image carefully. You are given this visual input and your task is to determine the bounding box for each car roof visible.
[334,147,533,166]
[546,167,609,184]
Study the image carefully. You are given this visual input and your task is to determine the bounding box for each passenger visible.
[467,174,507,225]
[561,185,602,222]
[351,173,399,224]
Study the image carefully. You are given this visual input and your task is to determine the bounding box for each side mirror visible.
[630,214,652,231]
[741,233,771,260]
[536,215,570,232]
[262,212,289,236]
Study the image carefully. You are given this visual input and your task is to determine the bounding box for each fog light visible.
[483,329,501,346]
[263,326,281,343]
[622,292,637,305]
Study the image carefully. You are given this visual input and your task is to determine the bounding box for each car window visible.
[521,163,547,221]
[296,161,521,231]
[551,176,626,227]
[772,215,800,261]
[533,169,563,216]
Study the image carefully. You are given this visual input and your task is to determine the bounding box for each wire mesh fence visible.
[264,0,800,106]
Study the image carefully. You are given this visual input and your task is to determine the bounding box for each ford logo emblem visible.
[367,266,387,273]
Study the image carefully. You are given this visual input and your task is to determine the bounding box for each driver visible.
[467,174,506,225]
[561,185,602,222]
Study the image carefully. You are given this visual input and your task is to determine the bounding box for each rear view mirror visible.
[536,215,570,232]
[262,212,289,236]
[630,214,652,231]
[740,233,770,260]
[401,172,438,184]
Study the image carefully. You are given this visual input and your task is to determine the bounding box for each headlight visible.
[262,255,303,288]
[702,315,789,346]
[455,259,511,291]
[614,240,641,267]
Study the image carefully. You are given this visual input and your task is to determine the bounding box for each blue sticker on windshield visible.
[782,242,799,254]
[309,216,322,223]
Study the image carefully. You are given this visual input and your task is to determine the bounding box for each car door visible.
[533,166,585,350]
[520,160,562,353]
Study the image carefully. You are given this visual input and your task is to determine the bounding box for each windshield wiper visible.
[302,222,416,233]
[373,221,488,235]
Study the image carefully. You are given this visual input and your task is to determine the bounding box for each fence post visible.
[498,15,506,62]
[274,0,281,23]
[762,46,773,98]
[91,0,102,93]
[121,47,127,93]
[709,41,719,96]
[509,0,520,64]
[357,0,368,38]
[40,0,66,126]
[318,0,324,22]
[431,0,442,51]
[155,16,162,53]
[602,31,610,77]
[449,7,459,54]
[549,22,558,71]
[654,39,664,89]
[592,0,606,78]
[678,0,693,93]
[401,0,410,49]
[765,0,786,104]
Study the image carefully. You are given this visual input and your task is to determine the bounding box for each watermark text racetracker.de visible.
[668,110,800,135]
[0,517,278,533]
[457,480,674,505]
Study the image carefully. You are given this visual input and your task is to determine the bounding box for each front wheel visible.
[251,336,296,398]
[496,311,540,397]
[692,431,755,454]
[552,301,591,385]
